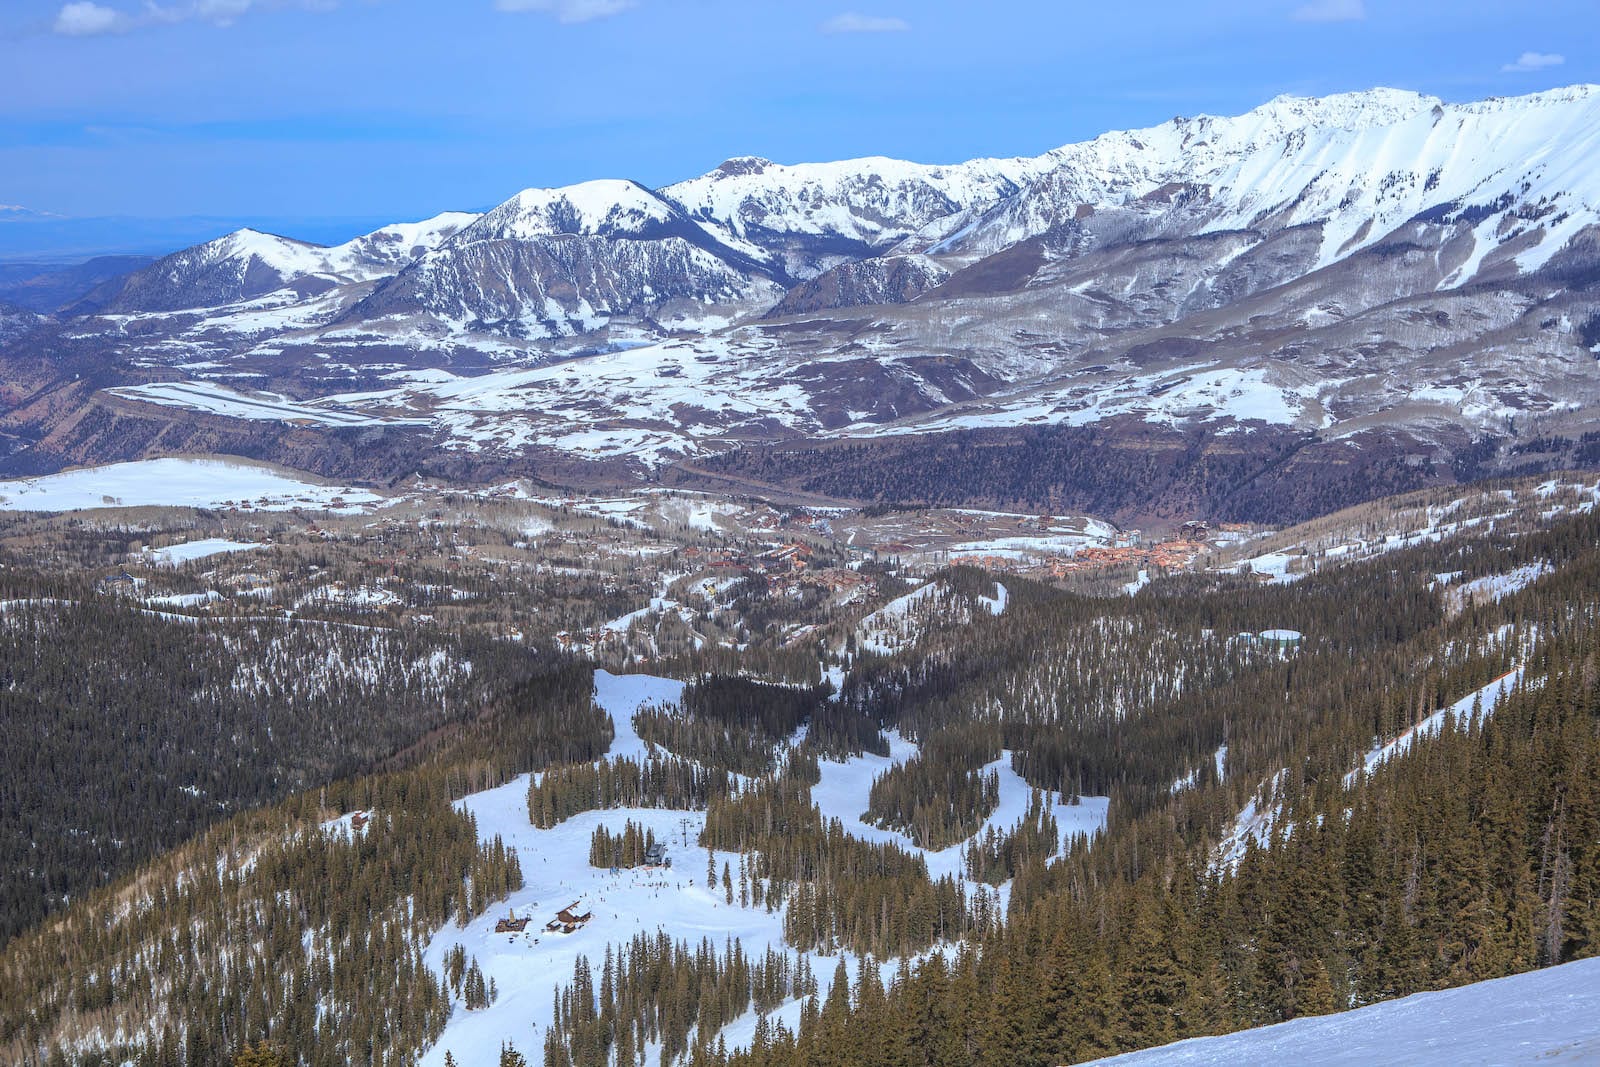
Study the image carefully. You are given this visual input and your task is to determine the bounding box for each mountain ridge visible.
[4,84,1600,521]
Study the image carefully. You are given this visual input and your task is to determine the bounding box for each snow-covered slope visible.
[1085,955,1600,1066]
[936,85,1600,284]
[417,669,1107,1064]
[73,213,481,314]
[665,152,1056,276]
[0,457,380,512]
[74,229,341,313]
[468,180,693,241]
[347,179,782,335]
[328,211,481,274]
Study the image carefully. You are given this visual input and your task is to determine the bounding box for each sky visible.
[0,0,1594,250]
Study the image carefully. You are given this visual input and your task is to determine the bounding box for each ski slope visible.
[143,538,264,566]
[811,734,1108,895]
[419,671,782,1066]
[1345,667,1525,786]
[419,670,1105,1065]
[1085,956,1600,1066]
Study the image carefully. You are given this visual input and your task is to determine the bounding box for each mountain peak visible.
[470,179,681,240]
[1244,87,1440,127]
[714,156,775,178]
[0,204,62,221]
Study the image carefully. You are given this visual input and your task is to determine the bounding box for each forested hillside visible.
[2,477,1599,1066]
[0,578,562,946]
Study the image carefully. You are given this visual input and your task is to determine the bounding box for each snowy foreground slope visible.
[418,671,1108,1065]
[1085,956,1600,1066]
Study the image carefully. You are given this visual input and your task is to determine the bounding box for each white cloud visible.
[1291,0,1365,22]
[51,0,334,36]
[494,0,636,23]
[1502,51,1565,73]
[821,12,910,34]
[54,2,127,35]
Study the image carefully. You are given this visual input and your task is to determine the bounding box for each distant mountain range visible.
[0,212,402,262]
[4,85,1600,522]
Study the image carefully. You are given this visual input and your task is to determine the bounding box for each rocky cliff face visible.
[767,255,950,316]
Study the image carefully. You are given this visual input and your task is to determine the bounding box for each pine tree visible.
[232,1043,284,1067]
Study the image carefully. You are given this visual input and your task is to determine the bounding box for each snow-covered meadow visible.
[0,458,381,513]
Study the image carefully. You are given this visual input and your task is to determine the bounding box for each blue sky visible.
[0,0,1593,232]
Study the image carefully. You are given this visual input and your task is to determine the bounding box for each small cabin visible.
[554,901,592,931]
[97,569,142,593]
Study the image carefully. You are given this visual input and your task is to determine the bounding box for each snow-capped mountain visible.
[74,212,480,315]
[6,85,1600,519]
[72,229,342,314]
[331,212,481,274]
[346,180,783,335]
[665,152,1055,277]
[927,85,1600,279]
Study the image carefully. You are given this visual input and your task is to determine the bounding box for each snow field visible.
[1085,955,1600,1066]
[0,458,381,513]
[420,669,777,1066]
[419,799,788,1067]
[109,381,427,427]
[143,538,264,566]
[812,734,1109,902]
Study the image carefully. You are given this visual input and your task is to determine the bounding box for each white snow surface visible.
[1450,564,1551,605]
[144,538,264,566]
[160,212,479,294]
[471,179,683,240]
[1085,955,1600,1066]
[110,381,427,427]
[977,581,1008,615]
[931,85,1600,278]
[0,458,381,513]
[1213,771,1288,873]
[811,734,1109,897]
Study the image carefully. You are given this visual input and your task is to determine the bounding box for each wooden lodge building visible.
[546,901,593,934]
